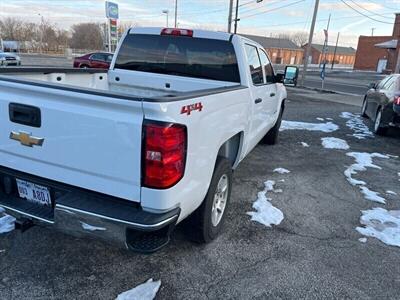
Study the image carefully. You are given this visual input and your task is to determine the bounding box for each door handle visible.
[9,103,41,128]
[254,98,263,104]
[270,93,276,97]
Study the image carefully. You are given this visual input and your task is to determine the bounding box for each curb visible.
[287,86,363,97]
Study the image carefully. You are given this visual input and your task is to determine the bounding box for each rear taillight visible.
[161,28,193,37]
[143,121,187,189]
[394,96,400,105]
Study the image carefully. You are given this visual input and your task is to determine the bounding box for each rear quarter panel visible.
[141,88,251,220]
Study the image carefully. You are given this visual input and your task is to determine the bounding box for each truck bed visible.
[0,67,242,102]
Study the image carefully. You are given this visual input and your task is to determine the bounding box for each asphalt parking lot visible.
[1,88,400,299]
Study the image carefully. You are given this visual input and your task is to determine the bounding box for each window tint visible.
[258,49,274,83]
[114,34,240,83]
[377,76,391,89]
[91,53,105,61]
[244,44,264,85]
[383,76,397,91]
[105,54,113,63]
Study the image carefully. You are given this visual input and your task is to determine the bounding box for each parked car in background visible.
[362,74,400,135]
[73,52,113,69]
[0,52,21,67]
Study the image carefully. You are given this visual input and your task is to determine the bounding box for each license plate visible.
[16,179,52,206]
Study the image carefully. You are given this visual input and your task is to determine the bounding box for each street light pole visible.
[300,0,319,87]
[162,10,169,27]
[38,13,44,54]
[174,0,178,28]
[331,32,340,69]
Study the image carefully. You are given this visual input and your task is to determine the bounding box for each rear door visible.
[244,44,269,145]
[258,49,278,122]
[0,80,143,201]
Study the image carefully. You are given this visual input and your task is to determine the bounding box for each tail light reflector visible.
[143,121,187,189]
[161,28,193,37]
[394,96,400,105]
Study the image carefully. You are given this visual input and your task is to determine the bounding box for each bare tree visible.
[268,31,308,47]
[290,32,308,47]
[69,23,103,50]
[0,17,24,40]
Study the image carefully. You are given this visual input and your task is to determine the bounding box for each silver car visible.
[0,52,21,66]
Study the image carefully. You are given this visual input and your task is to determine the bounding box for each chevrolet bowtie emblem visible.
[9,131,44,147]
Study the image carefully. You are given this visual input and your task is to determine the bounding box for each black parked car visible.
[362,74,400,135]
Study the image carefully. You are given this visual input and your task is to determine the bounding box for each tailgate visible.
[0,80,143,202]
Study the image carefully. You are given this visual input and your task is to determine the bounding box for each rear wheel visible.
[80,64,89,69]
[361,98,368,118]
[262,105,283,145]
[187,157,232,243]
[373,107,388,136]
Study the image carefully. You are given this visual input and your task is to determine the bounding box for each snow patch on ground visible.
[321,137,350,150]
[326,117,334,121]
[340,112,374,139]
[300,142,309,147]
[247,180,284,228]
[356,208,400,247]
[316,117,324,121]
[116,279,161,300]
[280,120,339,133]
[360,186,386,204]
[273,168,290,174]
[386,190,398,196]
[80,222,107,232]
[344,152,389,203]
[0,208,15,234]
[358,237,367,243]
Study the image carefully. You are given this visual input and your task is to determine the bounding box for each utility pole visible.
[331,32,340,69]
[234,0,239,34]
[228,0,234,33]
[300,0,319,87]
[174,0,178,28]
[371,27,375,36]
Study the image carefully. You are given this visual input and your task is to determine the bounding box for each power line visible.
[348,0,393,19]
[240,0,305,19]
[365,0,400,11]
[339,0,394,24]
[240,0,288,15]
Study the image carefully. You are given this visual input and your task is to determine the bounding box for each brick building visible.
[241,34,303,65]
[302,43,356,66]
[354,13,400,73]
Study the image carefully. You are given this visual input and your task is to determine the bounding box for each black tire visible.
[373,107,388,136]
[361,98,368,118]
[80,64,89,68]
[262,105,283,145]
[187,157,232,243]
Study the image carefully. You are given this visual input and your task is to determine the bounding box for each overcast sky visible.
[0,0,398,47]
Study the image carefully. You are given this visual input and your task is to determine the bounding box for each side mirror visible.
[368,82,376,89]
[283,66,299,86]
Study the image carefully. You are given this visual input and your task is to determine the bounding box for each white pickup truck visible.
[0,28,294,252]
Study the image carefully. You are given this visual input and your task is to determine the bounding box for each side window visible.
[105,54,113,63]
[383,76,397,91]
[377,76,391,89]
[258,49,274,83]
[90,53,104,61]
[244,44,264,85]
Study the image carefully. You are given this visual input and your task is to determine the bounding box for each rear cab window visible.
[114,34,240,83]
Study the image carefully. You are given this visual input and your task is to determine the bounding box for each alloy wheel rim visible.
[211,174,229,227]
